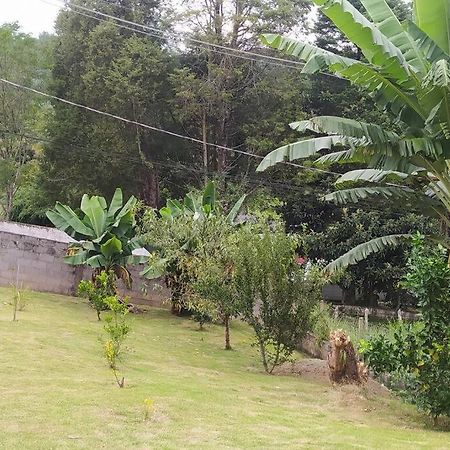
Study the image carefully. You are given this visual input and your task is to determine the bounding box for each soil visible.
[273,358,390,397]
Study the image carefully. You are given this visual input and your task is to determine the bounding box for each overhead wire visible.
[0,76,341,176]
[39,0,345,79]
[0,127,414,219]
[0,127,316,195]
[2,2,409,193]
[0,129,414,221]
[0,77,412,196]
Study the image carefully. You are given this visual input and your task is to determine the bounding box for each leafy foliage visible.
[229,224,326,372]
[191,230,241,348]
[41,1,178,208]
[0,25,53,220]
[78,270,116,320]
[259,0,450,271]
[360,235,450,422]
[47,188,143,287]
[140,182,245,314]
[103,294,130,388]
[302,211,436,306]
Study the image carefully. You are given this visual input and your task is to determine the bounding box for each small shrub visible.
[143,398,154,421]
[192,253,239,348]
[188,298,214,331]
[78,271,116,320]
[103,295,130,388]
[11,285,25,321]
[311,303,334,344]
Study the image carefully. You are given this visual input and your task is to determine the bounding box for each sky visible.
[1,0,61,36]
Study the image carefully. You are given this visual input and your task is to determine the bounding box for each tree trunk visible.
[328,330,368,384]
[230,0,244,48]
[258,337,269,373]
[217,116,228,173]
[202,109,208,184]
[139,167,160,208]
[224,314,231,350]
[213,0,224,42]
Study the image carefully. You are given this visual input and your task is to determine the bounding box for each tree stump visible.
[327,330,368,384]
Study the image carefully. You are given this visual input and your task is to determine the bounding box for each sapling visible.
[103,295,130,388]
[78,271,115,320]
[230,225,326,372]
[11,265,25,321]
[11,285,25,321]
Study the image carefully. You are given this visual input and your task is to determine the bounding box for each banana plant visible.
[157,180,246,224]
[46,188,145,287]
[257,0,450,272]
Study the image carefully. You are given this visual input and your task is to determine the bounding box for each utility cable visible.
[0,76,340,175]
[40,0,344,79]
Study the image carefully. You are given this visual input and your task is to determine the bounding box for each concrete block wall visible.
[0,221,168,306]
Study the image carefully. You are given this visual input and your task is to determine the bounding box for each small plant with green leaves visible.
[189,218,240,348]
[47,188,145,289]
[360,235,450,424]
[140,181,246,315]
[78,271,116,320]
[143,398,154,421]
[103,295,130,388]
[187,296,214,331]
[11,284,25,321]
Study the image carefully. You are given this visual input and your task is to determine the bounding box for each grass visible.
[0,287,448,449]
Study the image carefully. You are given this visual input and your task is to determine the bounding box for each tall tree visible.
[171,0,310,176]
[42,0,180,208]
[0,24,53,220]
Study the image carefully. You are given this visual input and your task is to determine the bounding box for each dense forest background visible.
[0,0,432,305]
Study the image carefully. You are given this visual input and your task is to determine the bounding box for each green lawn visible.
[0,288,448,449]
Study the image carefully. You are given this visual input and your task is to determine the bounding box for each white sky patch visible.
[1,0,61,36]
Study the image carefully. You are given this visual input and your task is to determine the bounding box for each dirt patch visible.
[274,358,390,397]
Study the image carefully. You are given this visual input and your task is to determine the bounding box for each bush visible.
[360,235,450,423]
[230,224,326,372]
[78,271,116,320]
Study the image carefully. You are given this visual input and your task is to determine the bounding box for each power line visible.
[0,127,411,219]
[0,127,315,195]
[0,78,411,192]
[53,0,307,66]
[54,4,301,70]
[40,0,344,79]
[1,127,415,219]
[41,0,304,70]
[0,76,341,176]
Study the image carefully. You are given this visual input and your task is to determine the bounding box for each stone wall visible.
[0,221,168,306]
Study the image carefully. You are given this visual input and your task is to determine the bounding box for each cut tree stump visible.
[327,330,368,384]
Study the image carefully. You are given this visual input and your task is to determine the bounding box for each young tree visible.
[361,235,450,423]
[140,181,245,315]
[191,224,239,348]
[230,224,325,372]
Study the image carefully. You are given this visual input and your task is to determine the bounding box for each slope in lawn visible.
[0,288,448,449]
